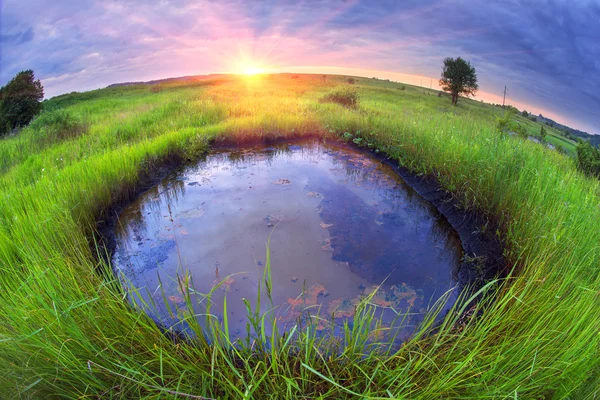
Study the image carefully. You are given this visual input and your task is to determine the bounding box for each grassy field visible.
[0,74,598,398]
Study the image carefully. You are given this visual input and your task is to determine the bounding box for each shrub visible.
[347,77,356,84]
[513,123,527,139]
[322,86,359,108]
[28,109,87,142]
[576,142,600,177]
[495,111,512,135]
[539,126,547,142]
[398,85,406,91]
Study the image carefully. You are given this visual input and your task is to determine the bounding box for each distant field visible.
[0,74,598,398]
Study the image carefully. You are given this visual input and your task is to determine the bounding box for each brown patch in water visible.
[272,179,291,185]
[287,282,326,309]
[390,283,418,307]
[320,222,333,229]
[364,286,393,307]
[321,237,334,252]
[327,298,359,318]
[213,276,236,292]
[168,295,186,305]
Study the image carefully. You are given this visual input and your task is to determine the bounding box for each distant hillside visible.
[537,114,600,147]
[106,74,226,88]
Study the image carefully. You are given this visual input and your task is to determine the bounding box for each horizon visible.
[2,0,599,134]
[91,67,583,129]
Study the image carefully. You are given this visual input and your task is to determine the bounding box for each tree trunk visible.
[452,93,458,105]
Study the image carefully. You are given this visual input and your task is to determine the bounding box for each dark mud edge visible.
[370,148,507,292]
[94,135,507,336]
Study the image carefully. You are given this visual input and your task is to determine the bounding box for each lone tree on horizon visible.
[439,57,478,105]
[0,70,44,135]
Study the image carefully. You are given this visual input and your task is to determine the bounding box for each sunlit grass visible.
[0,74,598,398]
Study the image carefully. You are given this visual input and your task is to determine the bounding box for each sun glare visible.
[242,65,266,75]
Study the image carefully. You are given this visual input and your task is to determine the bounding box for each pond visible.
[112,139,463,343]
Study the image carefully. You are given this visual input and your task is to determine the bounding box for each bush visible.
[28,109,87,142]
[321,87,359,108]
[576,142,600,177]
[513,123,527,139]
[539,126,547,142]
[495,111,512,135]
[347,77,356,84]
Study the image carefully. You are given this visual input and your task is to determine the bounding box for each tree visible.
[439,57,478,105]
[0,70,44,135]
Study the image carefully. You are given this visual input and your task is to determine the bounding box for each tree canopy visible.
[439,57,478,105]
[0,70,44,135]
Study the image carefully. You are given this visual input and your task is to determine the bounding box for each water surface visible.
[113,140,463,341]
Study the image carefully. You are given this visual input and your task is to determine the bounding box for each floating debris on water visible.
[390,283,419,307]
[363,285,393,307]
[328,298,359,318]
[213,276,236,292]
[321,237,334,252]
[265,213,285,227]
[176,207,205,219]
[272,178,291,185]
[168,295,186,305]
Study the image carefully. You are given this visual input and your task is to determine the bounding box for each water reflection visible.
[113,140,463,342]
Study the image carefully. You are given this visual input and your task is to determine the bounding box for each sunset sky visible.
[1,0,599,134]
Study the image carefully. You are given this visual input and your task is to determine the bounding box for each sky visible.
[1,0,599,134]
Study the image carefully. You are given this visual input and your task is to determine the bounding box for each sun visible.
[242,65,266,76]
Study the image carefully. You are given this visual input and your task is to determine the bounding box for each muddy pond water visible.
[113,140,463,342]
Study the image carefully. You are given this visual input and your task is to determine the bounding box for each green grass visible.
[0,73,598,398]
[512,113,578,155]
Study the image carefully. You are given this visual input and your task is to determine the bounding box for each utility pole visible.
[430,79,432,89]
[502,85,507,107]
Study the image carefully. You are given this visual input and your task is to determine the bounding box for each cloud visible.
[0,0,598,133]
